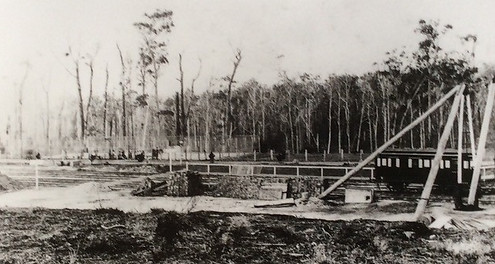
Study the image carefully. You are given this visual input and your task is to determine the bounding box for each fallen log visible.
[254,198,296,208]
[131,177,167,196]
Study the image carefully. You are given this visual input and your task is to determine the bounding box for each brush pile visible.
[131,170,203,197]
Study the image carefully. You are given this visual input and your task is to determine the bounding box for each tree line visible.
[8,11,495,158]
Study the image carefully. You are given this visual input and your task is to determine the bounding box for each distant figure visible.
[136,151,145,162]
[36,153,41,160]
[152,148,158,160]
[209,152,215,164]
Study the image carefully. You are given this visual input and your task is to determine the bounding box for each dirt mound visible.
[0,173,24,191]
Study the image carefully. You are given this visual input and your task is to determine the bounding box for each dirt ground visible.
[2,208,495,263]
[2,166,495,263]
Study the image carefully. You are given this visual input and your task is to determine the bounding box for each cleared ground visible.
[1,162,495,263]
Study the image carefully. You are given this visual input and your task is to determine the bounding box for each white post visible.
[35,163,39,190]
[457,96,465,184]
[305,149,308,162]
[254,150,257,162]
[319,85,463,199]
[273,166,277,176]
[179,147,183,165]
[185,162,189,171]
[414,87,464,219]
[270,149,274,160]
[466,95,477,158]
[468,84,495,205]
[340,149,344,161]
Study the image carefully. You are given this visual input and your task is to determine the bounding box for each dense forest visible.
[5,10,495,158]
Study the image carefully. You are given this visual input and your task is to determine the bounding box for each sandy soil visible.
[2,179,495,230]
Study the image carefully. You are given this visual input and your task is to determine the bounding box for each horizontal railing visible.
[185,162,374,181]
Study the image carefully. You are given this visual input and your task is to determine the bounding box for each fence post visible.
[323,150,326,162]
[340,149,344,161]
[185,162,189,171]
[305,149,308,162]
[207,164,210,174]
[270,149,274,161]
[296,166,300,177]
[274,166,277,176]
[254,150,257,162]
[35,163,39,190]
[169,153,173,172]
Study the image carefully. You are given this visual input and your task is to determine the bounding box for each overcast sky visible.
[1,0,495,132]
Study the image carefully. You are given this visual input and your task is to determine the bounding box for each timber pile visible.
[131,170,203,197]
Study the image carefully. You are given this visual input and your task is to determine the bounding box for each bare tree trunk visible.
[226,49,242,139]
[427,81,432,146]
[42,83,50,156]
[374,106,379,149]
[381,80,387,143]
[356,94,365,152]
[288,105,295,153]
[327,88,333,153]
[75,62,85,140]
[85,59,94,130]
[205,91,210,152]
[178,54,185,137]
[343,83,351,153]
[103,65,109,138]
[116,45,127,138]
[337,87,341,153]
[18,66,29,157]
[410,107,414,148]
[367,104,373,152]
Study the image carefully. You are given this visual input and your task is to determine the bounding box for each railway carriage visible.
[375,149,474,191]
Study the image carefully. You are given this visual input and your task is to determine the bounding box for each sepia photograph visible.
[1,0,495,263]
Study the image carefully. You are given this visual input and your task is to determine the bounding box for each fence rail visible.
[186,162,495,182]
[186,162,375,181]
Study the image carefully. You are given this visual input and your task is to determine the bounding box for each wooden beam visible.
[466,95,477,157]
[468,83,495,205]
[318,85,462,199]
[414,86,465,220]
[457,96,464,184]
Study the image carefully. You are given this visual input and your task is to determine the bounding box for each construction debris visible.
[253,198,296,208]
[428,215,491,230]
[131,170,203,197]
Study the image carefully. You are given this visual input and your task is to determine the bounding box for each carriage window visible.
[418,159,423,168]
[377,158,381,167]
[440,160,444,169]
[463,160,469,169]
[388,158,392,167]
[424,159,430,168]
[445,160,451,168]
[396,158,400,167]
[408,159,412,168]
[382,158,388,167]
